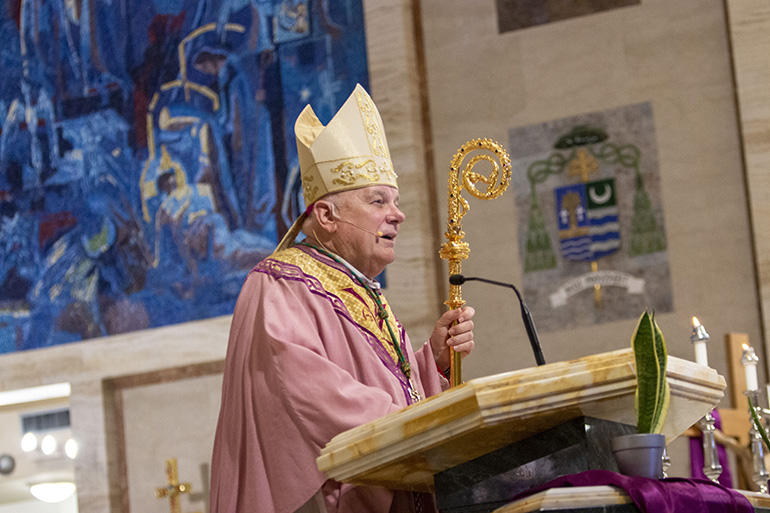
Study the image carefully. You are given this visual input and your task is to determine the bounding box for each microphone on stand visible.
[449,274,546,366]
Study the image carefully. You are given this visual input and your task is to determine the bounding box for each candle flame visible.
[692,316,700,327]
[743,343,750,351]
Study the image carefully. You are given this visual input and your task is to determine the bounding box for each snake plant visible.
[631,311,670,434]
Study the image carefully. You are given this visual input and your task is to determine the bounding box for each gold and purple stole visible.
[252,245,418,404]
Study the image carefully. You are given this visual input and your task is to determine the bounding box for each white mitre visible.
[275,84,398,252]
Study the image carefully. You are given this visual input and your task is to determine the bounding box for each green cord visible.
[297,242,412,379]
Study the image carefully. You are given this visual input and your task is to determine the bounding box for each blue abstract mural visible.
[0,0,369,352]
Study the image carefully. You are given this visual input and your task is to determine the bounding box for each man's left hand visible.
[429,306,475,372]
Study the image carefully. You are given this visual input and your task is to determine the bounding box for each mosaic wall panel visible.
[0,0,369,352]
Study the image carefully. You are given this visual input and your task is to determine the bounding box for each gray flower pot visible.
[611,433,666,479]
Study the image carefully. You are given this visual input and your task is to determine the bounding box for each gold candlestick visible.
[439,138,512,386]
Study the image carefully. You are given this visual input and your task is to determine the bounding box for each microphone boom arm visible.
[450,275,546,367]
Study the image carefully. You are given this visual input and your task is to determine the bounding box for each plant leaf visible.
[749,395,770,452]
[649,312,669,433]
[632,311,670,434]
[633,311,656,433]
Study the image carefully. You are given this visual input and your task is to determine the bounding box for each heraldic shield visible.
[555,178,621,261]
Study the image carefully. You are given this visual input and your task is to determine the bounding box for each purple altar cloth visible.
[509,470,753,513]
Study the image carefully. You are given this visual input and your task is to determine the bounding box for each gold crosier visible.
[439,139,512,387]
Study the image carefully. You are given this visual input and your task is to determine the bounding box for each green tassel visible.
[402,362,411,379]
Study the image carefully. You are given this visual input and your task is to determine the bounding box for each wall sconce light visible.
[64,438,78,459]
[20,432,37,452]
[29,482,76,503]
[21,432,78,459]
[40,434,57,456]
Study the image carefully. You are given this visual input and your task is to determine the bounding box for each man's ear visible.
[312,200,338,232]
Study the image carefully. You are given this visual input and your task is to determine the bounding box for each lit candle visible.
[690,316,710,367]
[742,344,760,392]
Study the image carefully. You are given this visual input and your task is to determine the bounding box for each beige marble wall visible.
[120,374,222,513]
[725,0,770,368]
[420,0,763,392]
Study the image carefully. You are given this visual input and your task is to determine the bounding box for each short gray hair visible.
[300,191,348,236]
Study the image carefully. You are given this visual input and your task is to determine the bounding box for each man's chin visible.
[371,254,395,276]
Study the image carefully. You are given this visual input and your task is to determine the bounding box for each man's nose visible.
[389,205,405,223]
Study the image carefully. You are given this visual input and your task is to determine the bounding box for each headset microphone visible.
[329,206,384,238]
[338,218,383,238]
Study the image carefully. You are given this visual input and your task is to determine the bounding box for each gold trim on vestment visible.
[270,248,402,364]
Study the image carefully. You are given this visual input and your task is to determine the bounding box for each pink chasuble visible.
[209,245,447,513]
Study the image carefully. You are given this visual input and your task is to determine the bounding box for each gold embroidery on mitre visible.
[330,159,381,186]
[381,160,397,181]
[357,90,389,160]
[302,174,319,203]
